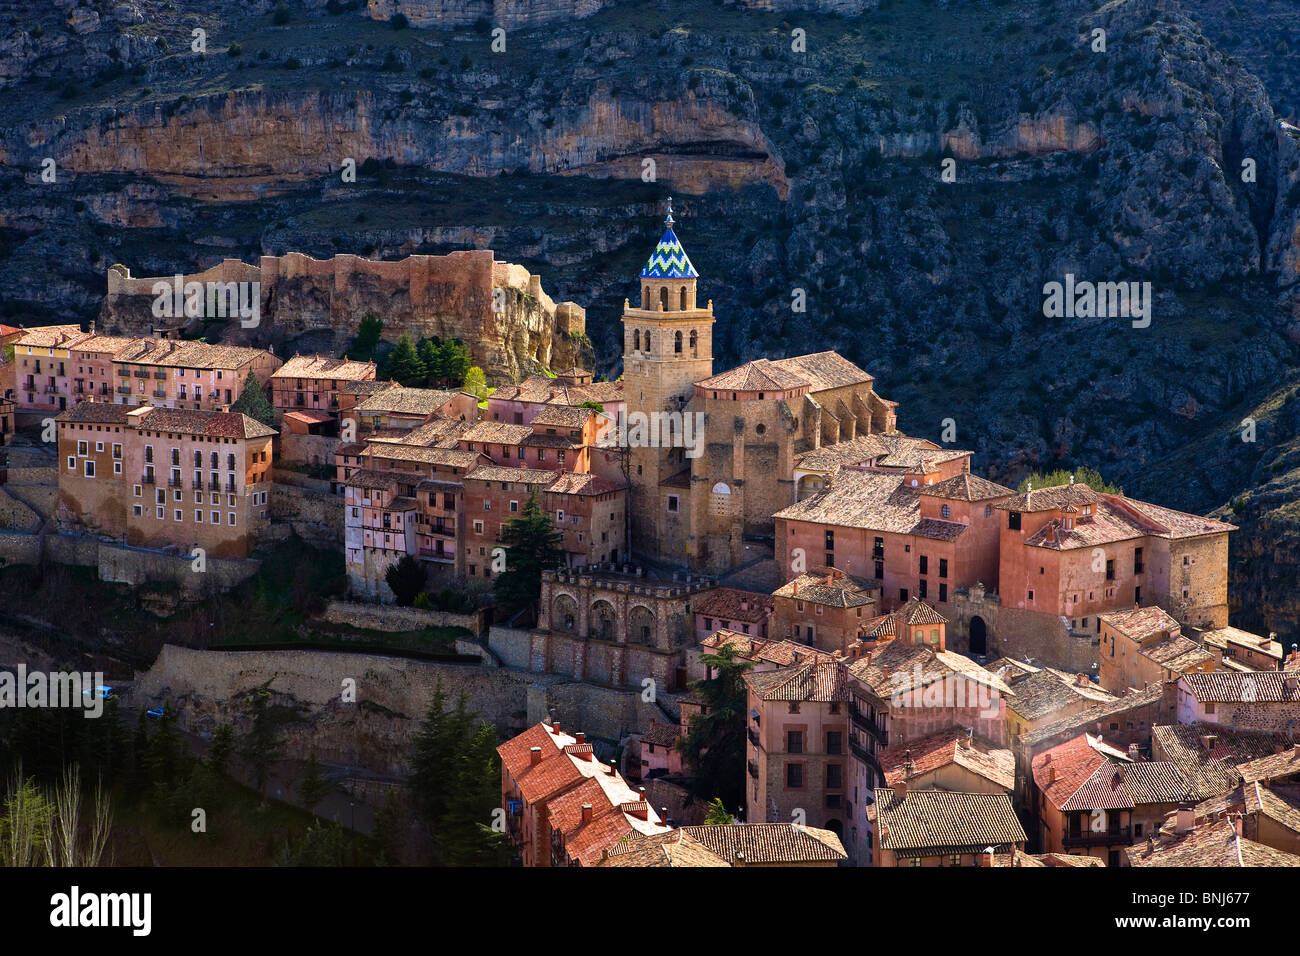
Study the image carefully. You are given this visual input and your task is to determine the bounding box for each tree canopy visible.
[492,492,564,618]
[677,643,754,812]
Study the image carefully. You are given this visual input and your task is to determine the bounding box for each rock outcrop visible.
[99,251,588,382]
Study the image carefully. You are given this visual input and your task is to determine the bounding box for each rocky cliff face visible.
[2,0,1300,630]
[99,251,587,381]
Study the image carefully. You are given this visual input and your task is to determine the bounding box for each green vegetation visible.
[1015,465,1122,495]
[677,644,754,812]
[349,313,384,363]
[703,796,735,825]
[408,684,509,866]
[229,369,278,428]
[492,492,564,618]
[385,554,427,607]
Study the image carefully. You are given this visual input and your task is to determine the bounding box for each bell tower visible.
[621,199,715,563]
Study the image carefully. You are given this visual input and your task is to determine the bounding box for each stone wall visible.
[489,624,533,670]
[0,531,257,594]
[278,433,340,469]
[323,600,484,637]
[0,488,39,531]
[131,644,682,774]
[271,483,342,548]
[950,586,1100,674]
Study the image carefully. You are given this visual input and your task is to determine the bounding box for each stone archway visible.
[591,599,617,642]
[552,593,578,633]
[969,615,987,656]
[629,604,656,646]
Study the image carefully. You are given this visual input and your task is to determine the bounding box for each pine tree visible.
[297,752,332,813]
[677,644,754,811]
[384,334,426,386]
[351,313,383,361]
[385,554,427,607]
[492,491,564,616]
[239,683,284,808]
[229,369,277,428]
[207,723,235,777]
[440,722,509,866]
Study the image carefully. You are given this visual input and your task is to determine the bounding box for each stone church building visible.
[610,201,898,574]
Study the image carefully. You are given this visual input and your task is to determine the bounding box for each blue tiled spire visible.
[639,197,699,279]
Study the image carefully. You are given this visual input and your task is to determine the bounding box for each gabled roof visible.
[1006,669,1116,721]
[676,823,847,864]
[917,472,1014,501]
[746,660,849,702]
[599,829,730,867]
[1099,605,1181,639]
[133,407,277,439]
[773,569,878,608]
[696,358,806,392]
[1236,746,1300,785]
[271,353,376,380]
[871,789,1026,855]
[1127,818,1300,867]
[770,351,873,391]
[847,636,1011,699]
[1180,671,1300,703]
[1152,723,1286,800]
[880,729,1015,791]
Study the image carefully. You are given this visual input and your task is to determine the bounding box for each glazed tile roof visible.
[917,473,1014,501]
[746,660,850,702]
[774,570,878,608]
[639,210,698,279]
[871,789,1026,855]
[693,587,773,623]
[1181,671,1300,703]
[675,823,847,864]
[879,729,1015,791]
[271,353,377,380]
[598,830,730,867]
[1127,818,1300,867]
[134,407,277,439]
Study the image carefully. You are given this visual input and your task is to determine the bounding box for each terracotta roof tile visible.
[871,789,1025,855]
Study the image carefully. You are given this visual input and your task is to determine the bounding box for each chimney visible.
[1076,673,1088,686]
[1175,804,1195,834]
[1128,743,1140,760]
[903,749,915,779]
[1201,734,1217,752]
[580,803,593,824]
[893,778,908,801]
[575,731,585,744]
[529,746,542,766]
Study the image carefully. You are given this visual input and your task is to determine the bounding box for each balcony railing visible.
[850,738,882,776]
[134,371,150,378]
[849,705,887,745]
[153,371,167,380]
[1063,827,1131,849]
[153,390,166,398]
[192,478,203,490]
[167,478,182,489]
[140,474,156,485]
[44,386,56,394]
[208,480,220,491]
[116,386,131,395]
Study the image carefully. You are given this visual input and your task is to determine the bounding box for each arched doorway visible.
[969,616,987,656]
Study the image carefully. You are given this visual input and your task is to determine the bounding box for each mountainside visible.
[1,0,1299,634]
